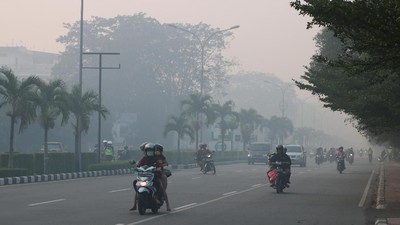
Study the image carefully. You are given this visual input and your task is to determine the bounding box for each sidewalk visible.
[374,161,400,225]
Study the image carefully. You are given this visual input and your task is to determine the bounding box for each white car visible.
[285,145,307,167]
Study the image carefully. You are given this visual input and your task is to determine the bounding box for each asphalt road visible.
[0,157,379,225]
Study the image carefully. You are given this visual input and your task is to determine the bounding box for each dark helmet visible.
[283,147,287,154]
[154,144,164,152]
[144,143,155,157]
[276,145,284,154]
[199,143,207,149]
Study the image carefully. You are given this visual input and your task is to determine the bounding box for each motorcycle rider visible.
[336,146,346,170]
[196,143,212,171]
[103,141,114,161]
[367,147,373,163]
[268,145,291,187]
[130,142,171,211]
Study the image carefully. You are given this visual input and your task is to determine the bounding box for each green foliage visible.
[290,1,400,146]
[0,168,28,177]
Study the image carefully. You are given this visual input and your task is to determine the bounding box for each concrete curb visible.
[0,169,132,186]
[376,164,386,209]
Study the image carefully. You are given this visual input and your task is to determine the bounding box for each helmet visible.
[103,140,107,144]
[107,141,112,145]
[283,147,287,154]
[199,143,207,149]
[139,142,148,151]
[154,144,163,152]
[276,145,284,154]
[144,143,155,157]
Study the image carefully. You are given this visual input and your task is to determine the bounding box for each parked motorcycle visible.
[267,161,289,193]
[133,165,165,215]
[202,153,216,175]
[337,156,346,174]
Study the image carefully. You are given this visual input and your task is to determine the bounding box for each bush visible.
[88,160,132,171]
[0,168,28,177]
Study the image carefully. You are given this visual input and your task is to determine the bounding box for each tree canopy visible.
[290,0,400,146]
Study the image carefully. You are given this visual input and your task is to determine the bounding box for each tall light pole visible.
[76,0,84,172]
[167,24,240,96]
[83,52,120,163]
[265,81,295,118]
[167,24,240,143]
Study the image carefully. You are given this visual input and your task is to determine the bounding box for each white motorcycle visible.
[133,164,165,215]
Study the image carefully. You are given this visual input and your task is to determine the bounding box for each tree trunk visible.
[8,115,16,168]
[43,127,49,174]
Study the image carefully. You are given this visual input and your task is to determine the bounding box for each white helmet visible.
[107,141,112,145]
[103,140,107,143]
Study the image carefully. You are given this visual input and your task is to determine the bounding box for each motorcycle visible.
[315,154,324,165]
[347,153,354,165]
[337,156,346,174]
[267,161,289,193]
[133,164,165,215]
[327,153,335,163]
[202,153,216,175]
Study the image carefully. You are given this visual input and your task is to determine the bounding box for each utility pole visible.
[83,52,120,163]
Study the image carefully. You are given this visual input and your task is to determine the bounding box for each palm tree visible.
[181,93,213,150]
[226,116,240,151]
[67,85,108,171]
[35,78,70,174]
[211,100,239,151]
[0,67,40,168]
[239,108,263,151]
[266,116,294,145]
[163,112,194,164]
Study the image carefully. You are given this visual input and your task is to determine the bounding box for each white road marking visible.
[173,203,197,210]
[359,170,375,207]
[109,188,131,193]
[252,184,262,188]
[223,191,237,196]
[28,199,65,206]
[126,184,267,225]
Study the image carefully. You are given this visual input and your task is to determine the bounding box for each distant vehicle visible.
[40,142,65,153]
[285,145,307,167]
[247,142,271,165]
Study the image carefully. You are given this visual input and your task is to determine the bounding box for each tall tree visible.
[181,93,213,150]
[0,67,40,168]
[211,100,239,151]
[290,0,400,148]
[35,78,70,174]
[163,112,194,163]
[266,116,294,145]
[239,108,263,151]
[67,85,108,171]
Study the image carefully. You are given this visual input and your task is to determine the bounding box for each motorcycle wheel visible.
[202,163,208,174]
[212,164,216,175]
[138,193,147,215]
[275,176,283,193]
[151,207,158,213]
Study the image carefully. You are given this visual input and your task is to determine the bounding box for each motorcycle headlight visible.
[138,181,147,186]
[248,154,251,157]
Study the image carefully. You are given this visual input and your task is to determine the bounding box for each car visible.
[247,142,272,165]
[285,144,307,167]
[40,142,65,153]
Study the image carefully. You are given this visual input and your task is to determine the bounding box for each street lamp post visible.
[167,24,240,96]
[265,81,295,118]
[83,52,120,163]
[167,24,239,143]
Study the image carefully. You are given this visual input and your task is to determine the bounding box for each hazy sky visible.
[0,0,320,83]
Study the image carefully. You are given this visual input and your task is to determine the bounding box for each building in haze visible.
[0,46,59,78]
